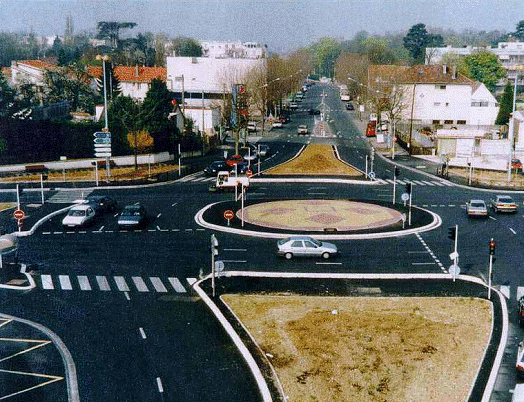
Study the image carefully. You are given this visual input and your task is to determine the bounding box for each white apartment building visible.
[200,41,267,59]
[166,56,266,108]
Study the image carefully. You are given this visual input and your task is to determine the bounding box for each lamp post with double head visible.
[96,54,111,178]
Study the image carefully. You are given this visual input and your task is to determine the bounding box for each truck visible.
[208,171,250,192]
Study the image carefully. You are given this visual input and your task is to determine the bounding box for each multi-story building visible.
[200,41,267,59]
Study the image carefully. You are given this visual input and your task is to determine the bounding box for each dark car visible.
[235,162,250,174]
[86,195,118,214]
[308,108,321,115]
[204,161,230,176]
[118,203,148,230]
[346,102,354,110]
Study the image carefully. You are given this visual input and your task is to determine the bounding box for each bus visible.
[339,84,350,102]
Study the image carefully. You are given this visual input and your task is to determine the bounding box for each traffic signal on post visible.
[394,166,400,177]
[405,182,412,195]
[211,234,219,256]
[448,226,457,241]
[489,238,496,255]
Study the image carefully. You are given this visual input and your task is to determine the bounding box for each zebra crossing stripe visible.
[396,179,406,185]
[96,276,111,291]
[169,277,186,292]
[431,181,445,186]
[132,276,149,292]
[114,276,130,292]
[374,179,387,184]
[59,275,72,290]
[78,276,91,291]
[192,177,206,182]
[420,181,436,186]
[41,275,54,290]
[150,277,168,293]
[411,180,426,185]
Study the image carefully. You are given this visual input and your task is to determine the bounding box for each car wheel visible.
[322,252,331,259]
[285,252,293,260]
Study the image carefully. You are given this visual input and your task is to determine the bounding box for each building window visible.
[471,101,488,107]
[432,120,440,125]
[434,102,441,106]
[436,85,447,90]
[444,120,453,125]
[457,120,466,125]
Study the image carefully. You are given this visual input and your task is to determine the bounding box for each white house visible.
[166,56,266,108]
[183,105,221,136]
[391,65,499,127]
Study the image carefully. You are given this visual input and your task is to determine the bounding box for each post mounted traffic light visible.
[405,182,412,195]
[448,226,457,241]
[489,238,496,255]
[211,234,219,256]
[394,166,400,177]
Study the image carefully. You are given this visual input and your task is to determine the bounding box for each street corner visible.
[0,262,35,290]
[195,198,441,239]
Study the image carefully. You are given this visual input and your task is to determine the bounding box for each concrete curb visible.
[195,201,442,240]
[13,205,75,238]
[0,263,36,291]
[190,276,273,402]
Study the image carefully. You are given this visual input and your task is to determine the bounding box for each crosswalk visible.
[47,189,93,203]
[36,274,196,293]
[374,178,454,187]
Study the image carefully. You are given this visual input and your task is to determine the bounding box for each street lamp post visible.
[507,66,524,182]
[96,54,111,178]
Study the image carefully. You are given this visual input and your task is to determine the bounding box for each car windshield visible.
[122,208,140,216]
[69,209,86,217]
[499,197,514,203]
[470,202,485,208]
[309,238,322,247]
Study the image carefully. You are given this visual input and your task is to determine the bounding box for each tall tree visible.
[172,36,203,57]
[514,20,524,41]
[0,72,16,118]
[140,78,172,134]
[96,21,137,49]
[460,51,506,93]
[495,81,514,126]
[403,23,443,64]
[310,37,341,78]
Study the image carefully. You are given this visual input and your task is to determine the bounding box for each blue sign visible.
[93,131,111,139]
[94,138,111,144]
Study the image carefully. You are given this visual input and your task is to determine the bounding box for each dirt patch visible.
[222,295,492,402]
[265,144,363,176]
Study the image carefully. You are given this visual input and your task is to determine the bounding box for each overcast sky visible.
[1,0,523,52]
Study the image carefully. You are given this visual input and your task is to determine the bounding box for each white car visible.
[277,236,338,260]
[62,204,97,228]
[247,122,257,132]
[466,199,488,218]
[272,120,282,128]
[297,125,308,135]
[491,195,517,213]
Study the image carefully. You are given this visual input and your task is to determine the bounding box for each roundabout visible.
[195,198,441,239]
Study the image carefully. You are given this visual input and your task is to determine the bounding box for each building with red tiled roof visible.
[367,64,499,128]
[88,65,167,102]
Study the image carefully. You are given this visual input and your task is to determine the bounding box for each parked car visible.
[491,195,517,213]
[247,122,257,132]
[86,195,118,214]
[465,199,488,218]
[289,102,298,110]
[118,203,148,230]
[297,125,309,135]
[277,236,337,260]
[272,120,282,128]
[62,204,97,228]
[346,102,354,110]
[225,154,245,167]
[204,161,230,176]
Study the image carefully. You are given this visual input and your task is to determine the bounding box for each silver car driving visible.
[277,236,337,260]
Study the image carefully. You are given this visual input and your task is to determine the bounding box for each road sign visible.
[449,264,460,277]
[449,251,459,261]
[93,131,111,139]
[13,209,25,220]
[401,193,409,202]
[95,152,112,158]
[368,171,375,180]
[94,138,111,144]
[246,169,253,178]
[93,147,112,152]
[214,260,225,272]
[224,210,234,220]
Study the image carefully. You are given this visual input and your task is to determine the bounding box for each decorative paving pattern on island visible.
[237,199,403,231]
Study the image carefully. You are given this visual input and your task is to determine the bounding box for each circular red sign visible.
[246,169,253,178]
[13,209,25,220]
[223,210,234,220]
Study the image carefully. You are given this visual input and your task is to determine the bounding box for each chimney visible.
[452,66,457,79]
[135,65,139,77]
[442,64,448,74]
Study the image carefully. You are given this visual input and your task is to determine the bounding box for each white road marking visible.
[150,277,168,293]
[168,277,187,293]
[59,275,72,290]
[156,377,164,393]
[96,276,111,291]
[114,276,130,292]
[510,228,517,234]
[132,276,149,292]
[77,276,91,291]
[316,262,342,265]
[139,327,147,339]
[41,275,54,290]
[223,249,247,251]
[489,216,497,221]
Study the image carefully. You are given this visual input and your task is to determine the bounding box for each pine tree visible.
[495,81,514,126]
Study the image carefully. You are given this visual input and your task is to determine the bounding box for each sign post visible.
[93,131,112,179]
[13,209,25,232]
[223,210,234,226]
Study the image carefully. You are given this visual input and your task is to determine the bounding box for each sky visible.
[1,0,523,52]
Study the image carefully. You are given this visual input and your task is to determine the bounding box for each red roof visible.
[88,65,166,83]
[17,59,58,70]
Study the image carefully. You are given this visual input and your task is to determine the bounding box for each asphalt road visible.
[1,82,523,401]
